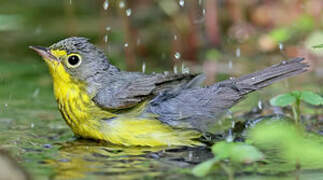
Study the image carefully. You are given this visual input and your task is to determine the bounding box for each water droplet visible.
[173,65,178,74]
[124,43,128,47]
[279,42,284,50]
[126,8,132,16]
[119,1,125,8]
[104,35,108,43]
[142,62,146,73]
[228,60,233,69]
[231,120,235,128]
[179,0,184,7]
[103,0,109,10]
[174,52,181,59]
[236,47,241,57]
[181,63,190,74]
[105,26,111,31]
[258,100,263,110]
[226,129,234,142]
[188,151,193,161]
[32,88,40,98]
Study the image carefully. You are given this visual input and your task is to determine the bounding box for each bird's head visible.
[30,37,116,83]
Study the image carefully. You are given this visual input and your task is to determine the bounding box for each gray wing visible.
[92,72,203,109]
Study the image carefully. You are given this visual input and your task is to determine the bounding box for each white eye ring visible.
[66,54,82,68]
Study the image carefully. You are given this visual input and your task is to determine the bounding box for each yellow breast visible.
[49,63,202,147]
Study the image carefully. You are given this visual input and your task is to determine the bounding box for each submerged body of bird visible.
[30,37,308,147]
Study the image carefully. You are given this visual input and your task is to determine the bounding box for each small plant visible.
[270,90,323,124]
[313,44,323,48]
[192,141,263,179]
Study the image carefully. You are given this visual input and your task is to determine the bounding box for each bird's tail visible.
[232,57,308,95]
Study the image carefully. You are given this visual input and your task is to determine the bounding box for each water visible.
[126,8,132,16]
[236,47,241,57]
[173,65,178,74]
[174,52,181,59]
[103,0,109,10]
[119,1,125,9]
[179,0,184,7]
[142,62,146,73]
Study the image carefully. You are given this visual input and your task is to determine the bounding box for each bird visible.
[30,37,308,147]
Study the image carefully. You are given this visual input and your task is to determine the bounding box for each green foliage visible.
[205,49,222,61]
[192,142,263,177]
[294,14,315,32]
[269,28,290,43]
[270,90,323,124]
[300,91,323,105]
[270,90,323,107]
[313,44,323,48]
[270,93,296,107]
[249,121,323,167]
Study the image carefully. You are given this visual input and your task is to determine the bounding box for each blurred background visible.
[0,0,322,179]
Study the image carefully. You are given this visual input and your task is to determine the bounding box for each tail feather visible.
[235,57,308,94]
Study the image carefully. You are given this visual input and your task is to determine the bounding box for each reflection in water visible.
[46,140,212,180]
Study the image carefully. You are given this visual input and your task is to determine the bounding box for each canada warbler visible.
[30,37,308,147]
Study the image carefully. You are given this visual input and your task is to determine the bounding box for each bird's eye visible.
[66,54,82,68]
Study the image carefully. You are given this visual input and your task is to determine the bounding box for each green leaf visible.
[229,143,264,163]
[269,28,290,43]
[313,44,323,48]
[212,142,263,164]
[192,158,219,177]
[270,93,296,107]
[300,91,323,105]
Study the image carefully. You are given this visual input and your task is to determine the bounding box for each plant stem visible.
[220,163,234,180]
[292,99,301,124]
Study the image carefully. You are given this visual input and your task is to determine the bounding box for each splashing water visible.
[103,0,109,10]
[179,0,184,7]
[279,42,284,51]
[126,8,132,16]
[258,100,263,110]
[181,63,190,74]
[236,47,241,57]
[228,60,233,69]
[119,1,125,9]
[173,65,178,74]
[142,62,146,73]
[174,52,181,59]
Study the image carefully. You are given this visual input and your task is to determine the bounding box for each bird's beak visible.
[29,46,59,62]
